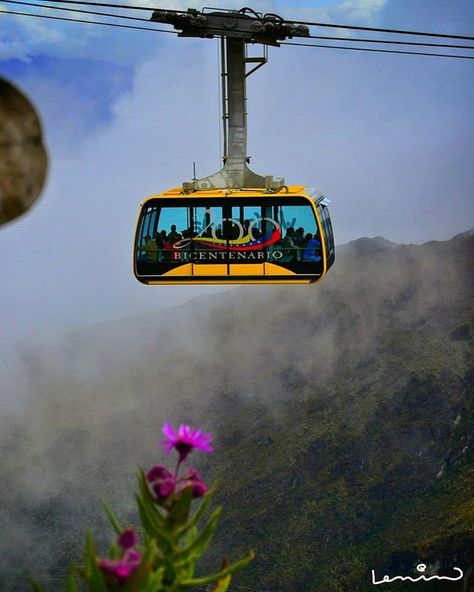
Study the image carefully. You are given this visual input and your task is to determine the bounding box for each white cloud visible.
[281,0,388,32]
[335,0,388,24]
[0,38,31,62]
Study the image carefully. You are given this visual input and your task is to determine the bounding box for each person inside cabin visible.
[294,227,305,246]
[179,228,193,253]
[279,227,296,262]
[293,226,306,260]
[154,232,164,262]
[142,234,158,262]
[302,233,322,262]
[167,224,182,244]
[158,230,172,261]
[229,223,240,241]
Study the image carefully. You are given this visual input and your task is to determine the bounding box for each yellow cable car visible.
[134,9,335,285]
[134,186,334,284]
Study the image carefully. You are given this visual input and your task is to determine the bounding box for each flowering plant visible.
[30,422,253,591]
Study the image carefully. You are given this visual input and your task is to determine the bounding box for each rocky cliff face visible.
[0,233,472,591]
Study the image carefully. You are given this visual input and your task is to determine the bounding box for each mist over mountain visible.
[1,231,473,591]
[337,235,398,256]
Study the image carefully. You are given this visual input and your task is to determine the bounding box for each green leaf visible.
[212,575,232,592]
[141,568,165,592]
[142,537,159,565]
[126,537,158,590]
[137,470,164,525]
[108,541,121,560]
[185,526,198,547]
[180,550,255,587]
[175,507,222,564]
[65,565,79,592]
[136,493,154,534]
[102,500,123,536]
[166,487,193,532]
[136,494,174,556]
[84,531,108,592]
[162,557,177,585]
[177,487,216,538]
[136,491,163,536]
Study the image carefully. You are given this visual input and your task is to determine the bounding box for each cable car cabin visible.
[134,186,335,285]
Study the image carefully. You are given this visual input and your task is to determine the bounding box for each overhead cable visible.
[2,8,474,60]
[4,0,167,11]
[2,0,162,23]
[4,1,474,51]
[282,18,474,41]
[305,33,474,51]
[5,0,474,41]
[283,40,474,59]
[0,8,176,32]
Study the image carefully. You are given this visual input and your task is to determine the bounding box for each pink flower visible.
[161,422,213,462]
[99,549,141,582]
[180,468,208,498]
[152,476,176,499]
[146,464,176,500]
[146,464,173,482]
[118,528,138,550]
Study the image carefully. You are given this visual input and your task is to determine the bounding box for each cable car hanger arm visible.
[150,7,309,192]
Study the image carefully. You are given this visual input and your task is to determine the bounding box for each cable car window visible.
[137,206,159,262]
[318,204,335,258]
[157,207,189,241]
[274,204,320,262]
[230,205,267,257]
[193,206,223,238]
[141,206,158,241]
[230,205,263,233]
[137,205,190,265]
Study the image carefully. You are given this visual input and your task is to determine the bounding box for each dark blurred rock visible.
[0,78,48,226]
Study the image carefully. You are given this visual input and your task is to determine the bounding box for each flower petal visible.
[162,421,177,440]
[118,528,138,550]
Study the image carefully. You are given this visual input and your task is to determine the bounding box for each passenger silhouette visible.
[302,233,322,262]
[142,234,158,262]
[279,227,296,262]
[167,224,182,243]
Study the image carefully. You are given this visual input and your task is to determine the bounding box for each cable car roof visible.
[140,185,326,204]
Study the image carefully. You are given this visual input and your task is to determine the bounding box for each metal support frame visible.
[221,40,267,165]
[245,44,268,78]
[184,37,276,190]
[150,7,309,191]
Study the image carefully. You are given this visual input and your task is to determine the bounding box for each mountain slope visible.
[0,233,472,591]
[197,233,474,591]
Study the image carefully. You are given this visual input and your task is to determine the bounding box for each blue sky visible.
[0,0,473,362]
